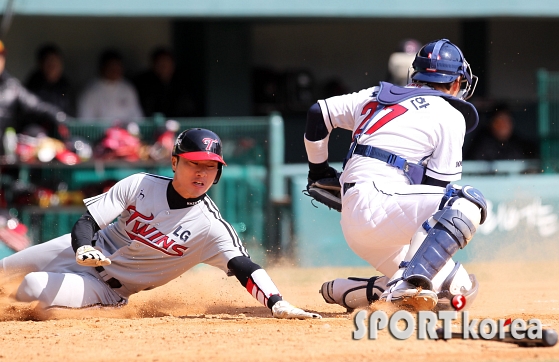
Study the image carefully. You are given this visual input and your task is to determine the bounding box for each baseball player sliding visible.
[305,39,487,311]
[1,128,320,319]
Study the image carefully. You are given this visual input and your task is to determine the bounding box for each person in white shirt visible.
[77,49,143,121]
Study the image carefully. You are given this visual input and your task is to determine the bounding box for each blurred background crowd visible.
[1,1,558,258]
[3,41,200,122]
[0,38,541,164]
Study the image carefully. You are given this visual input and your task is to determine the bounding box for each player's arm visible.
[305,102,338,181]
[71,211,111,266]
[303,102,343,211]
[423,111,465,186]
[305,87,377,177]
[15,80,69,139]
[227,256,321,319]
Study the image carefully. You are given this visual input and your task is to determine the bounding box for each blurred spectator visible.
[320,77,349,99]
[77,49,143,121]
[25,43,76,116]
[284,69,315,113]
[133,47,196,117]
[387,39,422,86]
[466,103,537,160]
[252,67,285,115]
[0,40,67,155]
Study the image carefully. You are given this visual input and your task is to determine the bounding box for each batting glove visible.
[272,300,322,320]
[76,245,111,267]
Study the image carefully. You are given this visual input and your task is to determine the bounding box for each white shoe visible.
[380,280,438,311]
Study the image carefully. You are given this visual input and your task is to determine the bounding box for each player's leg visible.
[1,234,77,276]
[2,233,125,308]
[340,181,444,276]
[381,184,487,311]
[16,271,125,308]
[320,182,444,311]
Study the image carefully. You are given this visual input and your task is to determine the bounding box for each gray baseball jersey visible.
[85,172,248,297]
[1,172,252,307]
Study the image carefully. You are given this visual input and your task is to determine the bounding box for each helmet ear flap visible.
[213,164,223,184]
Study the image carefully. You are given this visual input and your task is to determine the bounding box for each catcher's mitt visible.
[305,176,342,212]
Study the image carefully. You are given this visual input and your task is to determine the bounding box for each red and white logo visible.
[124,205,188,256]
[202,138,218,151]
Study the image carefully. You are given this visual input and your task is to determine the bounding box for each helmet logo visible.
[202,137,218,151]
[427,52,441,60]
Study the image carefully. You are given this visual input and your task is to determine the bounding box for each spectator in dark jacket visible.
[133,47,197,117]
[25,43,76,117]
[466,103,537,160]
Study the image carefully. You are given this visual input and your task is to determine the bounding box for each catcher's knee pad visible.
[436,262,479,311]
[16,272,48,303]
[320,276,388,311]
[439,184,488,225]
[401,185,487,290]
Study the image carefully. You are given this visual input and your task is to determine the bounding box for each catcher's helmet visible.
[173,128,226,184]
[410,39,478,100]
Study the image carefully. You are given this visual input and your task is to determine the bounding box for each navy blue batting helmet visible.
[410,39,478,100]
[173,128,226,184]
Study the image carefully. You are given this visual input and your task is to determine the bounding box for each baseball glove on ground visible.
[306,176,342,212]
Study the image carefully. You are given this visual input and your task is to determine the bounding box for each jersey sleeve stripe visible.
[203,197,249,257]
[323,100,335,130]
[84,194,105,207]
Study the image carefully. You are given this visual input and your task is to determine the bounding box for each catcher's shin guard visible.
[400,185,486,291]
[320,276,388,311]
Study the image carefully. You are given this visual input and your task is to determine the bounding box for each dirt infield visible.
[1,260,558,362]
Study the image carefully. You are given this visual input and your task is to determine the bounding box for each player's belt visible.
[350,144,426,185]
[95,266,123,289]
[353,144,408,170]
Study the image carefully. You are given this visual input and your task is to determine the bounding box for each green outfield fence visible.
[538,68,559,173]
[8,113,286,260]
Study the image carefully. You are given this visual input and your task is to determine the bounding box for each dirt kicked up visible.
[0,260,558,362]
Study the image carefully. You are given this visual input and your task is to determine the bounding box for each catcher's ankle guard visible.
[435,262,479,311]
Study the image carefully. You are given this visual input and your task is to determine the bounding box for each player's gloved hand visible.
[307,161,338,185]
[306,161,342,212]
[272,300,322,320]
[76,245,111,267]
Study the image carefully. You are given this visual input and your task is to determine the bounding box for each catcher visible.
[1,128,321,320]
[305,39,487,311]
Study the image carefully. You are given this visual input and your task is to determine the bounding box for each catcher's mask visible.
[409,38,478,100]
[172,128,226,184]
